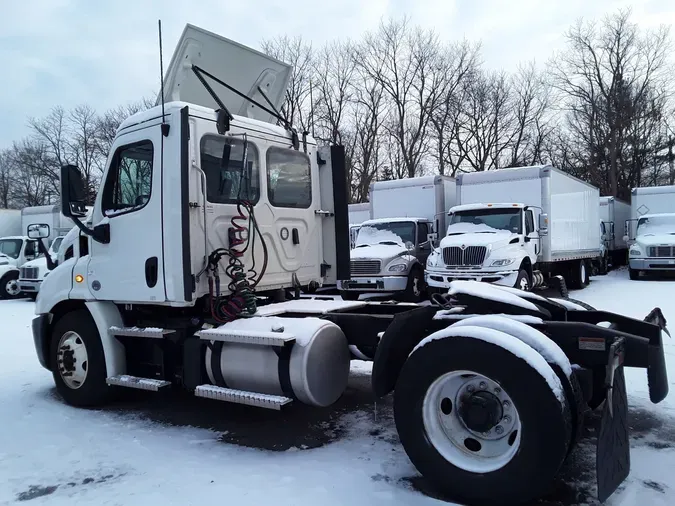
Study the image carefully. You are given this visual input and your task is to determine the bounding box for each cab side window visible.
[201,135,260,204]
[24,240,37,257]
[525,210,535,234]
[102,140,154,216]
[267,147,312,208]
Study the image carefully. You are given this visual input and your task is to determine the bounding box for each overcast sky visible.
[1,0,673,149]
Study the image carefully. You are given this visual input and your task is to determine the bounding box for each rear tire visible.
[567,260,589,290]
[50,310,112,407]
[598,254,609,275]
[394,336,571,505]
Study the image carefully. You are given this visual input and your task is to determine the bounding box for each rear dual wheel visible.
[394,335,571,505]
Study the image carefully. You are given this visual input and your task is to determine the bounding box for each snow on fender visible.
[413,324,564,402]
[449,315,573,378]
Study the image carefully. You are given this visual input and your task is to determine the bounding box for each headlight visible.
[388,263,407,272]
[0,260,7,266]
[491,258,515,266]
[629,246,642,257]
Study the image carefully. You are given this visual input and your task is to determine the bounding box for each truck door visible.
[416,222,432,264]
[525,209,539,258]
[87,125,166,302]
[261,145,321,286]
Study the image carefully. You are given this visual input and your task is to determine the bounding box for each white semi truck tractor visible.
[425,165,601,293]
[29,24,670,506]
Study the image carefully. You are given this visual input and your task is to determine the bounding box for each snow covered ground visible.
[1,268,674,506]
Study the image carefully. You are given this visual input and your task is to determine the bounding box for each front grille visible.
[350,260,381,275]
[649,246,674,258]
[442,246,487,266]
[20,267,39,279]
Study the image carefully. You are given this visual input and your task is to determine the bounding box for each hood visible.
[351,243,410,263]
[636,234,675,247]
[21,256,48,268]
[441,223,516,249]
[161,24,291,123]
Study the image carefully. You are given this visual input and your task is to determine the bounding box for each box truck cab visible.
[338,175,455,300]
[0,236,41,298]
[18,235,67,299]
[425,165,600,292]
[627,213,675,279]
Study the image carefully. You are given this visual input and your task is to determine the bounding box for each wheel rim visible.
[422,370,521,473]
[6,279,20,296]
[56,331,89,389]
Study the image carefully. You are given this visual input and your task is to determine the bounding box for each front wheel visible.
[50,309,112,407]
[598,254,609,275]
[629,268,641,281]
[0,271,21,299]
[514,269,530,291]
[403,267,424,302]
[340,290,360,301]
[394,335,571,505]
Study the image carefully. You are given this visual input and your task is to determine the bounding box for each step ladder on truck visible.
[29,24,670,506]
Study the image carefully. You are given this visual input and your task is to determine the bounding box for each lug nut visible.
[503,416,511,424]
[479,381,487,389]
[467,385,475,393]
[494,387,502,395]
[495,426,504,435]
[503,400,511,409]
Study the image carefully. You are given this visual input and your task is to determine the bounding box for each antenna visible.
[309,78,315,138]
[158,19,169,137]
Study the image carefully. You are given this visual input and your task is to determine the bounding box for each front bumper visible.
[425,268,518,288]
[338,276,408,292]
[32,314,51,370]
[629,258,675,271]
[18,279,41,293]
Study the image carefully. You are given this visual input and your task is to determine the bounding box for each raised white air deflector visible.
[109,326,175,339]
[106,375,171,391]
[197,328,295,347]
[194,385,292,410]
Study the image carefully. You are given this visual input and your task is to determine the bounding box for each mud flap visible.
[596,339,629,503]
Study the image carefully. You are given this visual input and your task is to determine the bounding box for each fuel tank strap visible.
[210,341,228,388]
[276,344,297,400]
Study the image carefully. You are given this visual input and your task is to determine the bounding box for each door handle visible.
[315,210,334,217]
[145,257,158,288]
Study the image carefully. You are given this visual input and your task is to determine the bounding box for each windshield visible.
[448,208,522,234]
[50,237,64,253]
[355,222,415,246]
[636,215,675,236]
[0,239,23,259]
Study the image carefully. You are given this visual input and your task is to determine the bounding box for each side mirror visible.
[27,223,50,239]
[60,165,87,218]
[216,109,231,134]
[623,235,629,243]
[538,213,549,236]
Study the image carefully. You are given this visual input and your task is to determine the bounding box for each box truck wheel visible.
[514,269,531,291]
[0,271,21,299]
[598,253,609,275]
[629,268,641,281]
[50,310,112,407]
[567,260,589,290]
[394,335,571,505]
[403,266,424,302]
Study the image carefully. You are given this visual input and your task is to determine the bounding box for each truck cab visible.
[18,235,68,299]
[627,213,675,280]
[338,217,433,301]
[425,203,539,292]
[0,236,40,299]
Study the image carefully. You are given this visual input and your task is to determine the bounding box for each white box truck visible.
[338,175,455,300]
[348,203,371,249]
[26,24,670,506]
[0,209,22,238]
[625,184,675,280]
[21,205,76,244]
[425,165,600,292]
[599,196,631,270]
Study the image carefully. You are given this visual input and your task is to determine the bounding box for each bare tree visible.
[548,8,672,197]
[261,36,314,132]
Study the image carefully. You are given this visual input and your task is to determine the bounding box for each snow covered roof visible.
[361,217,428,225]
[371,175,445,191]
[449,203,525,213]
[638,213,675,219]
[632,185,675,196]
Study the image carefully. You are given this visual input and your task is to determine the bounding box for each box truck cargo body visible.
[626,185,675,279]
[425,165,601,291]
[0,209,21,238]
[599,196,630,266]
[348,203,371,225]
[21,205,76,244]
[338,175,456,300]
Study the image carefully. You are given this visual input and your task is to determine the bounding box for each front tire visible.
[340,290,360,301]
[629,268,641,280]
[0,271,21,299]
[403,267,424,302]
[514,269,530,291]
[598,254,609,275]
[394,336,571,505]
[50,309,112,407]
